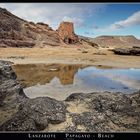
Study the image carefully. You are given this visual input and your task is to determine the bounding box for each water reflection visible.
[12,64,85,87]
[12,64,140,100]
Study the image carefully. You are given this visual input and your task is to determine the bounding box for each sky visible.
[0,3,140,38]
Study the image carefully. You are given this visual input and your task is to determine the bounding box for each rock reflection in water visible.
[12,64,85,87]
[12,64,140,100]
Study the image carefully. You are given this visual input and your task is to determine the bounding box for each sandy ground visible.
[0,46,140,68]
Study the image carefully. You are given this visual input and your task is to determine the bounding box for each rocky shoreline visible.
[0,60,140,132]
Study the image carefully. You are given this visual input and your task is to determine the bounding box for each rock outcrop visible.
[79,36,99,48]
[0,60,140,132]
[64,92,140,132]
[57,22,79,44]
[0,97,66,131]
[0,60,66,131]
[0,7,60,48]
[0,60,26,126]
[112,46,140,56]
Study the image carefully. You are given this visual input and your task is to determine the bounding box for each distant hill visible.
[89,35,140,48]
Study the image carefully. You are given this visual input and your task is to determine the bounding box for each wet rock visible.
[0,61,66,131]
[0,61,24,106]
[0,60,27,127]
[0,97,66,131]
[65,92,140,132]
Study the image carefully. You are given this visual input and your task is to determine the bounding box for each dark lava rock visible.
[0,97,66,131]
[0,60,25,106]
[65,92,140,132]
[0,60,66,131]
[112,47,140,56]
[0,60,27,127]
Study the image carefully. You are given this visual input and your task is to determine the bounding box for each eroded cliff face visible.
[0,8,60,48]
[0,60,140,132]
[57,22,79,44]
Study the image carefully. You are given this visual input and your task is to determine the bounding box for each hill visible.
[0,8,61,48]
[90,35,140,48]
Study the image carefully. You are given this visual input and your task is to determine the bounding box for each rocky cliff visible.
[0,8,61,47]
[0,60,140,132]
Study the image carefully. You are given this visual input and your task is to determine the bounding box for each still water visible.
[12,64,140,100]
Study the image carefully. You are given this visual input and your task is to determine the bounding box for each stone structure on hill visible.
[57,22,79,44]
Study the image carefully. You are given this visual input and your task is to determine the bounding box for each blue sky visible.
[0,3,140,38]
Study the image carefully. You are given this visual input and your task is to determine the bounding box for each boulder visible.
[112,47,140,56]
[65,92,140,132]
[0,97,66,131]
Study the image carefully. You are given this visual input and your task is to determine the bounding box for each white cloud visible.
[111,11,140,29]
[0,3,107,29]
[96,11,140,32]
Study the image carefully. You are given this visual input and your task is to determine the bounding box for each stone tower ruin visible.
[57,22,79,44]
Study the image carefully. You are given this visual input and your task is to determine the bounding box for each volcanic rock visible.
[0,97,66,131]
[0,61,66,131]
[65,92,140,132]
[0,60,26,126]
[0,60,140,132]
[112,47,140,56]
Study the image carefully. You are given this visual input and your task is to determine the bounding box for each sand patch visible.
[66,101,90,114]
